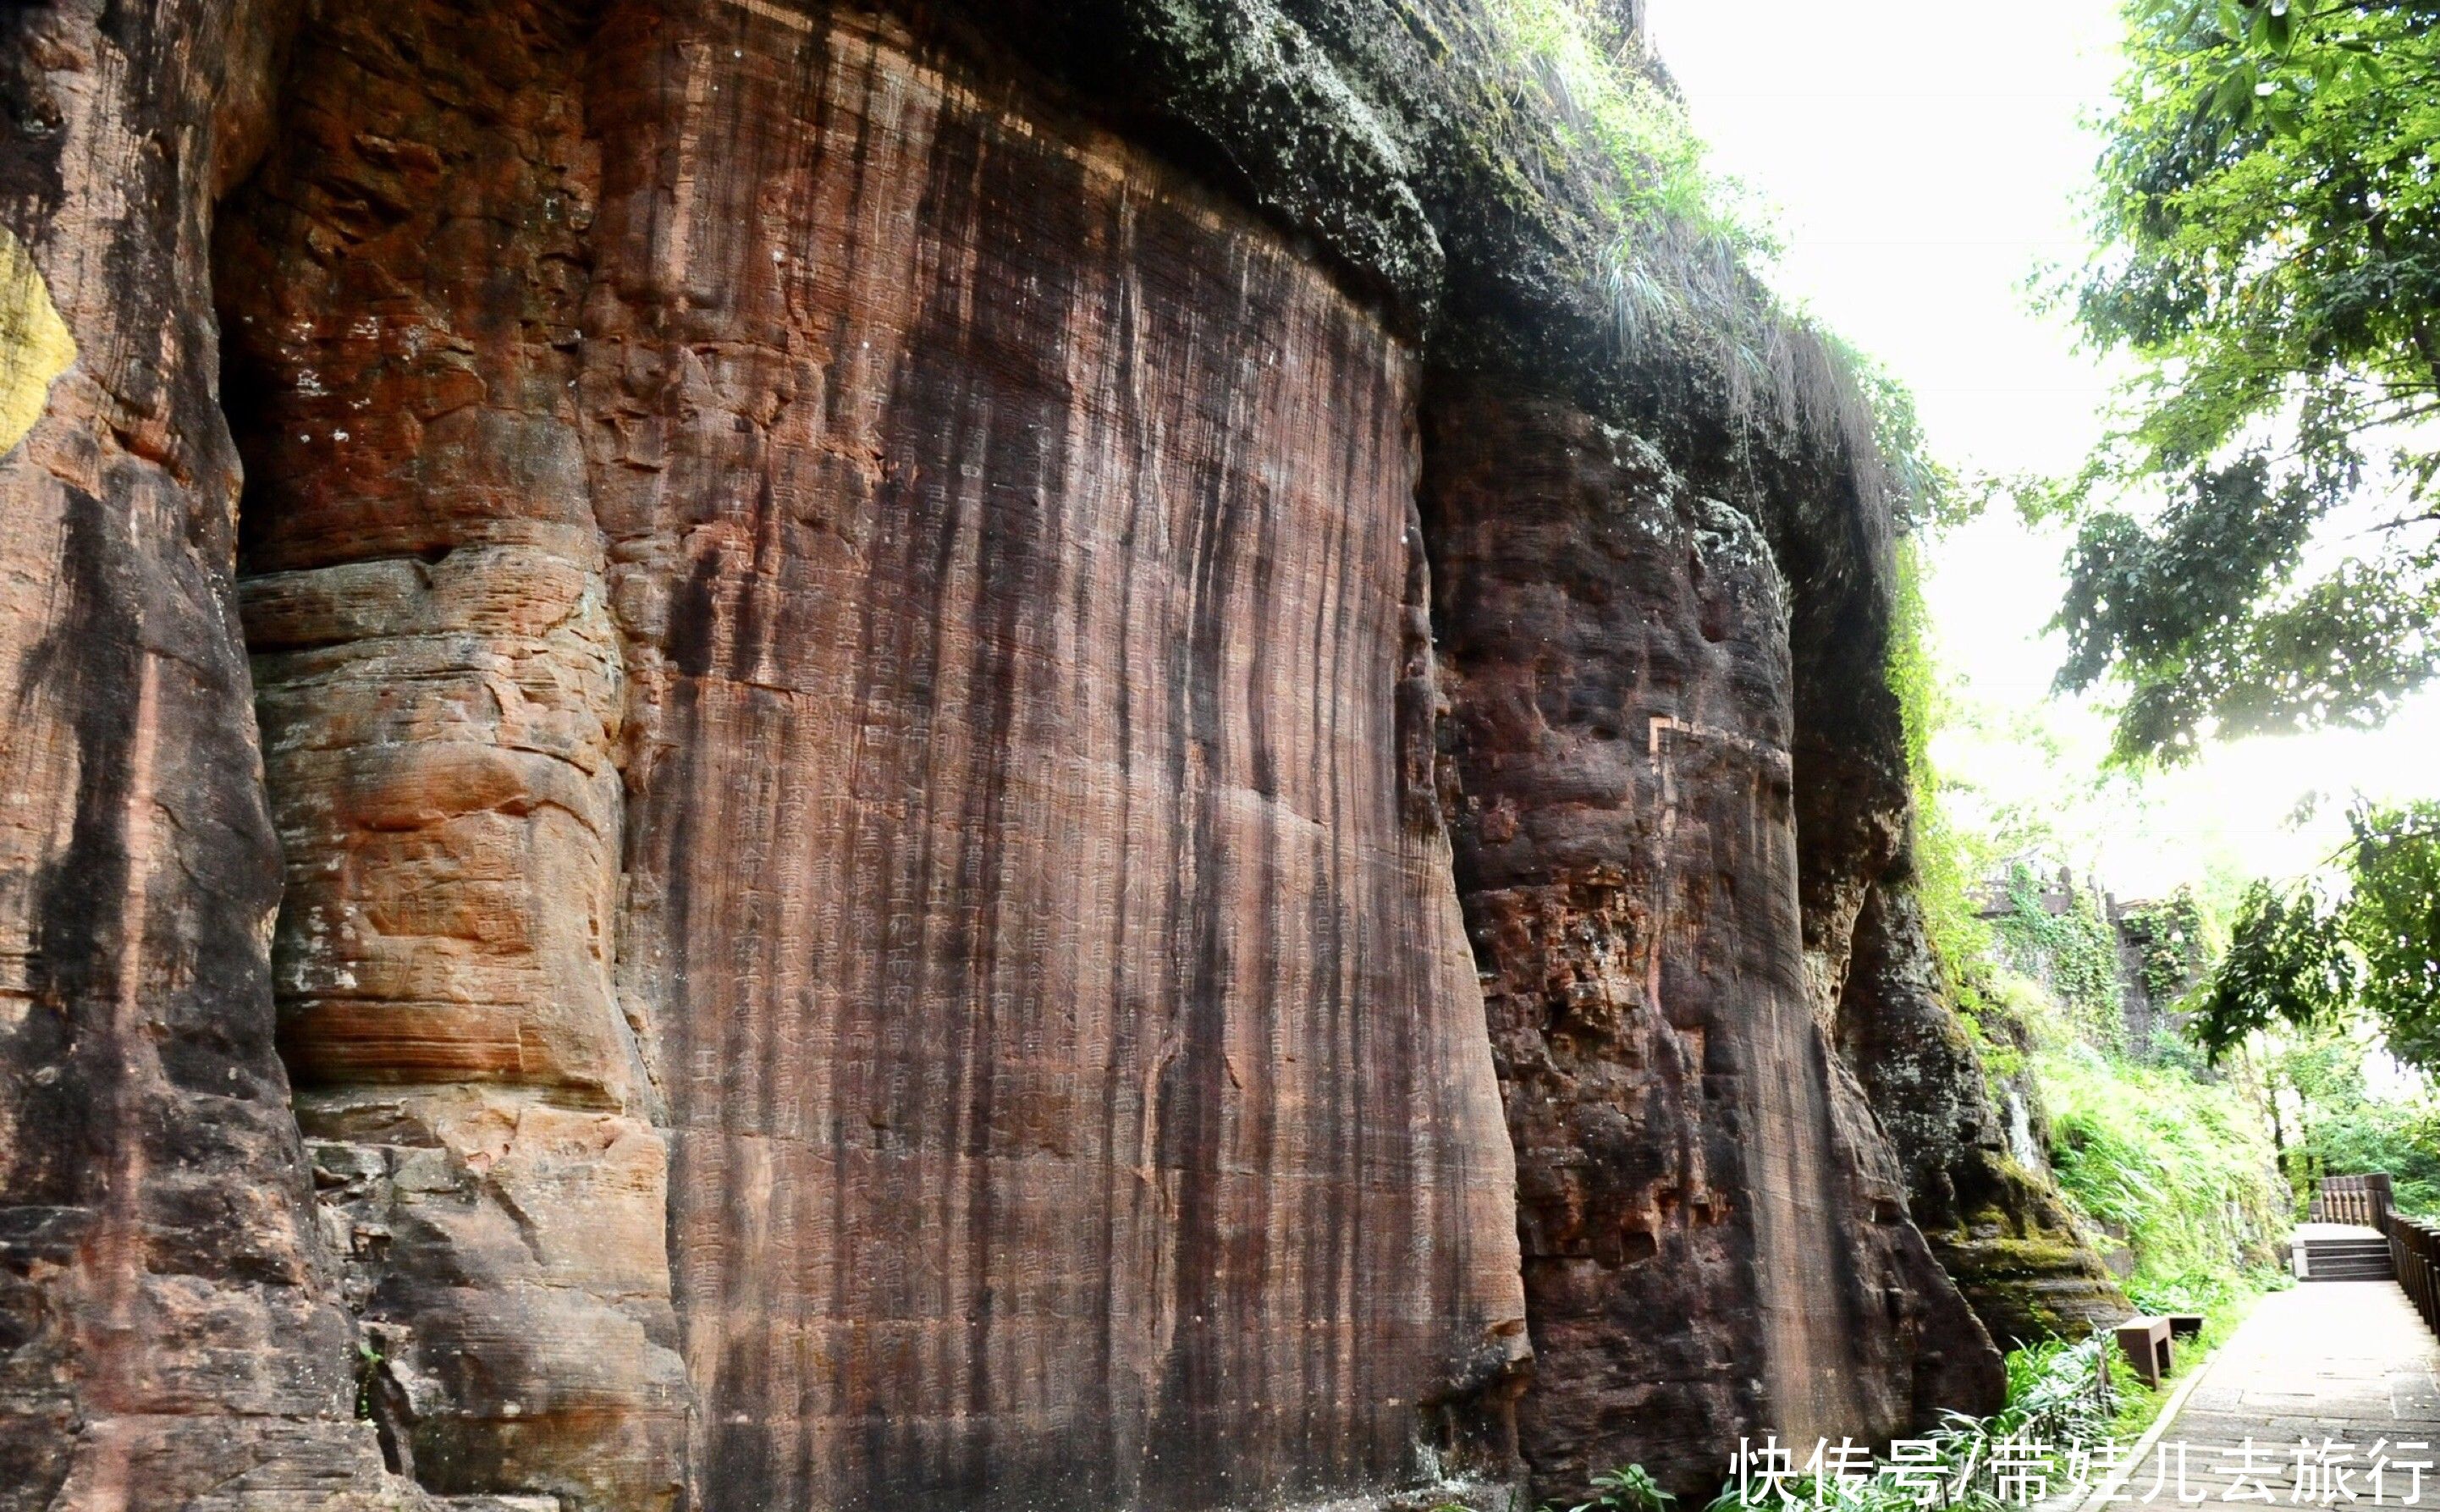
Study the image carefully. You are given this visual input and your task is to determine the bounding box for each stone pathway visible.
[2108,1281,2440,1507]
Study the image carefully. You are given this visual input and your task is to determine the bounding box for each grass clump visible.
[2038,1042,2287,1293]
[1479,0,1950,528]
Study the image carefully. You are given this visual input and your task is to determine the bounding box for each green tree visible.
[2049,0,2440,761]
[2198,800,2440,1069]
[2344,800,2440,1064]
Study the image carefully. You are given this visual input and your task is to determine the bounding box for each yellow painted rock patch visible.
[0,227,74,457]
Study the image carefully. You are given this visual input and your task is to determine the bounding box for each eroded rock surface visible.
[1424,389,2003,1500]
[580,9,1527,1509]
[0,1,422,1506]
[1837,888,2129,1347]
[215,3,686,1501]
[3,1,2087,1509]
[206,3,1527,1508]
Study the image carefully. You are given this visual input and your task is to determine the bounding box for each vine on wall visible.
[1992,865,2126,1053]
[2119,889,2206,1006]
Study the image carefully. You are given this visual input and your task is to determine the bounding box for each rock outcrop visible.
[1425,388,2000,1498]
[0,2,2102,1509]
[0,2,425,1507]
[1837,888,2129,1348]
[576,10,1528,1507]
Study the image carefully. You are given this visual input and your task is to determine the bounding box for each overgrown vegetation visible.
[1484,0,1957,529]
[1489,0,1765,251]
[2119,890,2208,1007]
[2040,1047,2287,1293]
[1696,1338,2129,1512]
[1891,536,1999,1002]
[2245,1021,2440,1214]
[1901,526,2292,1326]
[1991,868,2129,1053]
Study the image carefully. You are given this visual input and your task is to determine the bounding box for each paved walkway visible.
[2112,1282,2440,1506]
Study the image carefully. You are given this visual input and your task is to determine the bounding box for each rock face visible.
[578,10,1527,1509]
[214,2,687,1502]
[1837,889,2129,1349]
[0,3,422,1507]
[1424,388,2001,1497]
[0,1,2086,1509]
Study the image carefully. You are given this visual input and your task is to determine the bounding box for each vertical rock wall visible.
[1,2,2071,1509]
[0,2,418,1506]
[212,3,690,1503]
[1836,888,2128,1347]
[578,8,1526,1509]
[204,3,1528,1507]
[1423,388,2001,1498]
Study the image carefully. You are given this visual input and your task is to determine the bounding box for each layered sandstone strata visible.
[214,4,686,1500]
[0,2,2095,1510]
[0,2,424,1506]
[205,2,1528,1507]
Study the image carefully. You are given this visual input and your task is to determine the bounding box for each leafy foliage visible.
[1688,1338,2121,1512]
[2194,880,2357,1059]
[2344,801,2440,1064]
[1892,537,2002,1002]
[2261,1024,2440,1212]
[1573,1465,1678,1512]
[2047,0,2440,761]
[2196,800,2440,1069]
[2120,888,2209,1003]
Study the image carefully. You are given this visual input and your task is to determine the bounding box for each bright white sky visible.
[1647,0,2440,904]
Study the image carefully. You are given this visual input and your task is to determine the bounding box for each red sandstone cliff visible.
[0,3,2087,1509]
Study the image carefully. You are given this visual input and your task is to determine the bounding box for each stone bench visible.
[2115,1314,2174,1387]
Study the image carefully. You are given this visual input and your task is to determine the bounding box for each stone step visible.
[2305,1254,2395,1267]
[2303,1251,2394,1263]
[2297,1235,2397,1282]
[2305,1256,2396,1267]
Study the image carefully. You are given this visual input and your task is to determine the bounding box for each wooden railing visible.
[2312,1172,2394,1228]
[2311,1174,2440,1335]
[2394,1214,2440,1335]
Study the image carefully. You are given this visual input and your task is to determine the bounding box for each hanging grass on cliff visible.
[2040,1046,2288,1293]
[1475,0,1958,524]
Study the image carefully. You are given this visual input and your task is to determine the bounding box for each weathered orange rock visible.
[578,11,1527,1507]
[1424,388,2005,1499]
[1,2,2063,1509]
[0,1,424,1506]
[212,1,687,1503]
[205,2,1528,1507]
